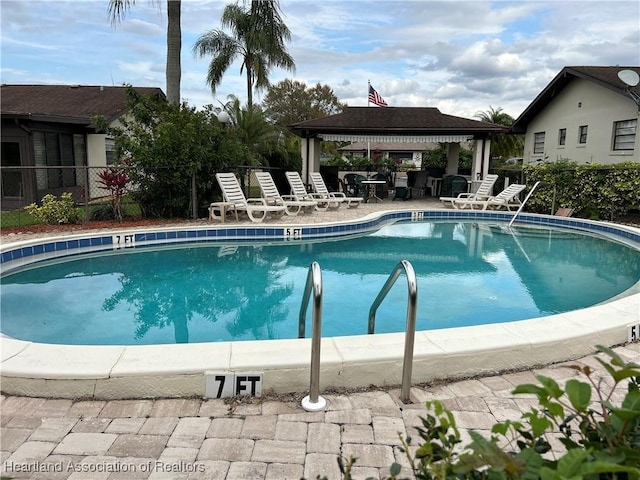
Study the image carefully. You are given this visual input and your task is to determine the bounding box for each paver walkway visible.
[2,344,639,479]
[2,195,639,479]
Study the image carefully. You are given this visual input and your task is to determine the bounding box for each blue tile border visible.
[2,210,639,273]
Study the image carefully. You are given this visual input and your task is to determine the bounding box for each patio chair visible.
[440,174,498,208]
[453,183,527,211]
[284,171,331,211]
[555,207,575,217]
[343,173,367,198]
[309,172,363,208]
[254,171,317,216]
[215,172,286,222]
[372,172,390,199]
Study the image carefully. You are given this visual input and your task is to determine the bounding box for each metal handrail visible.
[298,262,327,412]
[508,180,542,228]
[368,260,418,403]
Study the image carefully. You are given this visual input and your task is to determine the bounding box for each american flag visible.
[368,85,388,107]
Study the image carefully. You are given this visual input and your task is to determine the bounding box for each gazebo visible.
[289,106,507,185]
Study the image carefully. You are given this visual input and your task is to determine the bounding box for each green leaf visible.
[513,383,545,396]
[565,379,591,412]
[622,388,640,412]
[514,448,544,480]
[608,406,640,423]
[529,414,553,437]
[537,376,564,398]
[547,401,565,418]
[415,443,432,459]
[579,460,640,476]
[595,344,624,365]
[594,345,640,382]
[556,448,589,477]
[491,422,513,436]
[539,466,565,480]
[389,462,401,476]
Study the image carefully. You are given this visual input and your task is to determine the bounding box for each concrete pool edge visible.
[1,210,639,399]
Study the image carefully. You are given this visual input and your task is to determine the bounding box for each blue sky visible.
[1,0,639,120]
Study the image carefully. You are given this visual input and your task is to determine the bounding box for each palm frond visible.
[108,0,136,25]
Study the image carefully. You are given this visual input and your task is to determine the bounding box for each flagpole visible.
[367,80,371,161]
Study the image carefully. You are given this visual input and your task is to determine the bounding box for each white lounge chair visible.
[309,172,362,208]
[284,171,331,211]
[254,171,317,216]
[453,183,527,211]
[215,172,286,222]
[440,174,499,209]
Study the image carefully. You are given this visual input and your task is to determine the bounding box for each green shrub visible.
[24,193,80,225]
[90,203,118,221]
[522,162,640,219]
[403,345,639,479]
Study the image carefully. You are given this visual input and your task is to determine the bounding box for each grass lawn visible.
[0,210,40,229]
[1,202,142,231]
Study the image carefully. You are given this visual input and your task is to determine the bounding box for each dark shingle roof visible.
[511,66,640,133]
[289,107,507,137]
[1,84,166,125]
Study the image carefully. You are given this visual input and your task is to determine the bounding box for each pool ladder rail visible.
[298,260,418,411]
[508,180,542,228]
[298,261,326,412]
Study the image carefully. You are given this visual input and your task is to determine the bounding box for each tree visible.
[220,96,300,170]
[95,87,246,218]
[474,106,524,162]
[262,79,347,127]
[108,0,182,105]
[192,0,295,108]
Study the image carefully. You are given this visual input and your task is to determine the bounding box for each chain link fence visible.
[0,165,285,229]
[2,164,638,229]
[1,165,156,229]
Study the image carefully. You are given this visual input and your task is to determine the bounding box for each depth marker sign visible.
[205,372,263,398]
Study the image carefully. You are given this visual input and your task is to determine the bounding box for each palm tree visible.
[192,0,295,108]
[221,96,287,166]
[108,0,182,105]
[475,106,524,161]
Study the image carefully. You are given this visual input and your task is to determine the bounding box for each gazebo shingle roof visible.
[289,106,507,138]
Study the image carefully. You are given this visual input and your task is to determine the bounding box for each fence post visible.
[83,165,90,224]
[191,173,197,220]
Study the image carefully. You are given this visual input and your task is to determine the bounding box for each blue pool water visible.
[1,221,639,345]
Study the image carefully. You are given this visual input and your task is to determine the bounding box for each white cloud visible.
[451,39,532,78]
[1,0,638,120]
[116,18,164,37]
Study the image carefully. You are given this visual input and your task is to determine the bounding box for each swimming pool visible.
[1,209,639,399]
[2,220,639,345]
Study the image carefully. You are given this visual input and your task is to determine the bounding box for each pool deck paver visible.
[1,345,639,479]
[1,196,639,479]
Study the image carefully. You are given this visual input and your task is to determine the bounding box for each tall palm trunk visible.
[165,0,182,105]
[246,67,253,108]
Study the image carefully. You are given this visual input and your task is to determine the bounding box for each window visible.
[578,125,588,144]
[613,119,637,151]
[558,128,566,146]
[33,132,85,190]
[1,141,23,197]
[533,132,545,154]
[105,138,116,165]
